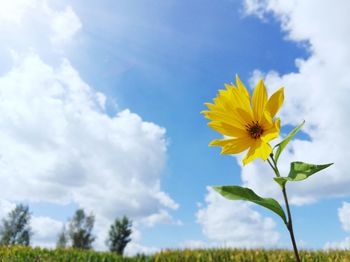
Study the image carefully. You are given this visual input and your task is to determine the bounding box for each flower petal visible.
[208,121,247,137]
[252,80,268,121]
[242,140,272,165]
[203,110,246,129]
[219,137,252,154]
[210,138,240,146]
[261,118,281,143]
[203,102,217,111]
[266,87,284,118]
[236,74,250,101]
[235,108,254,125]
[224,83,253,120]
[260,110,273,130]
[232,75,252,114]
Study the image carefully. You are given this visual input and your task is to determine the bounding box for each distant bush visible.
[0,204,32,246]
[67,209,95,250]
[107,216,132,255]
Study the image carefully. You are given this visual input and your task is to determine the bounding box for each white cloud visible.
[196,188,279,248]
[180,240,216,249]
[325,237,350,250]
[124,242,159,256]
[339,202,350,232]
[155,191,179,210]
[324,202,350,249]
[0,0,81,60]
[240,0,350,205]
[31,216,63,248]
[0,0,38,24]
[0,199,16,220]
[0,52,177,248]
[0,0,178,251]
[49,6,82,45]
[325,202,350,249]
[140,210,182,228]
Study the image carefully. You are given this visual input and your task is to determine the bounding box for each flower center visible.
[246,122,264,139]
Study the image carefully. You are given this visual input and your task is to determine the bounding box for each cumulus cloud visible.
[0,0,179,251]
[239,0,350,205]
[0,0,81,65]
[325,237,350,250]
[0,0,83,44]
[338,202,350,232]
[180,240,213,249]
[196,188,279,248]
[324,202,350,249]
[49,6,82,45]
[0,52,178,249]
[140,209,183,228]
[31,216,63,248]
[0,0,38,24]
[0,199,16,220]
[124,242,160,256]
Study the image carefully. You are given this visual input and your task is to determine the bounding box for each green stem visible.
[282,187,301,262]
[268,153,301,262]
[267,158,278,175]
[269,155,280,177]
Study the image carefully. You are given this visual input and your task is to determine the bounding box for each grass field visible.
[0,247,349,261]
[153,249,350,261]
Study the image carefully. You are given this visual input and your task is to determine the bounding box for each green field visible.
[0,247,350,262]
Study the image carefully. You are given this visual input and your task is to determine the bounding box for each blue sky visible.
[0,0,350,254]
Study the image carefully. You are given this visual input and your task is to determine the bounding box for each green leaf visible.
[274,121,305,162]
[212,185,287,224]
[274,161,333,188]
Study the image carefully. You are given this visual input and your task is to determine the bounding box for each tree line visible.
[0,204,132,256]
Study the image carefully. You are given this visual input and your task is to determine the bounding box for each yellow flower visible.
[202,75,284,165]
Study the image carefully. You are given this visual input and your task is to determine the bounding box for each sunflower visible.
[202,75,284,165]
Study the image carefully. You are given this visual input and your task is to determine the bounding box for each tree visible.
[106,216,132,255]
[0,204,32,246]
[56,225,67,248]
[68,209,95,249]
